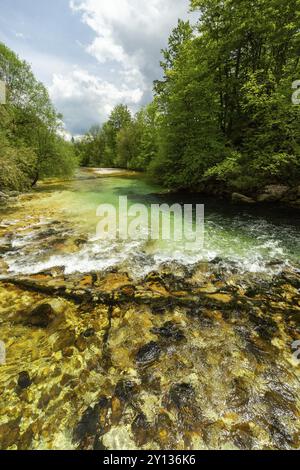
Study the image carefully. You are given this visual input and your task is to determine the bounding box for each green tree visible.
[0,42,78,190]
[103,105,132,166]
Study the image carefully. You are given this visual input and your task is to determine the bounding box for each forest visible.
[1,0,300,195]
[75,0,300,194]
[1,0,300,453]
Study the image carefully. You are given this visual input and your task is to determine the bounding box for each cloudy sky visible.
[0,0,195,136]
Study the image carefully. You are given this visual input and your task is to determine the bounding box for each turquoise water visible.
[1,170,300,277]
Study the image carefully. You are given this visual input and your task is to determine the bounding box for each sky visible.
[0,0,196,137]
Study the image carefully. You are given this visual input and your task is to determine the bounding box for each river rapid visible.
[0,169,300,450]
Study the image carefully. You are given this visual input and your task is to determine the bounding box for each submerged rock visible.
[226,377,249,409]
[0,238,300,451]
[74,396,111,447]
[151,321,185,342]
[17,371,32,390]
[114,380,138,403]
[136,342,161,367]
[25,302,56,328]
[131,413,151,447]
[168,383,195,409]
[82,328,96,338]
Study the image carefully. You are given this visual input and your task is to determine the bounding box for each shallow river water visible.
[1,169,300,278]
[0,169,300,450]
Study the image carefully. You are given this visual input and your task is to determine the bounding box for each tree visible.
[103,105,132,166]
[0,42,77,190]
[148,0,300,190]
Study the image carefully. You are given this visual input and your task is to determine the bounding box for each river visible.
[0,169,300,450]
[1,168,300,278]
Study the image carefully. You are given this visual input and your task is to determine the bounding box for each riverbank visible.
[190,182,300,209]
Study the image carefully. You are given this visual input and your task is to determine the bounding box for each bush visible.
[0,133,37,191]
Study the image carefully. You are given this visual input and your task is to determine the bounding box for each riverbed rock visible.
[151,321,185,342]
[17,371,32,390]
[168,383,196,409]
[136,342,161,367]
[114,380,138,403]
[25,302,57,328]
[1,244,300,450]
[232,193,255,204]
[257,185,289,202]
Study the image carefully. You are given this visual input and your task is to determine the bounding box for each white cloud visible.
[70,0,191,69]
[49,67,143,134]
[48,0,194,133]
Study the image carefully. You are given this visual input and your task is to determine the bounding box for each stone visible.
[136,342,161,367]
[0,421,20,449]
[168,383,195,409]
[232,193,255,204]
[226,378,249,409]
[114,380,137,403]
[131,413,151,446]
[257,185,289,202]
[74,406,99,443]
[17,371,32,390]
[74,397,110,445]
[151,321,185,342]
[26,302,56,328]
[82,328,96,338]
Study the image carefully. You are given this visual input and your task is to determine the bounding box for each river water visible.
[1,169,300,278]
[0,169,300,450]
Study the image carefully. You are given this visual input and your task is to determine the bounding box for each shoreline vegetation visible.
[1,0,300,209]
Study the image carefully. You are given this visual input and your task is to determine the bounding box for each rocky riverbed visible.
[0,180,300,450]
[1,256,300,449]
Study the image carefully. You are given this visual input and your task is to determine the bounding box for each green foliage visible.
[46,0,300,194]
[0,132,37,191]
[149,0,300,191]
[77,103,159,171]
[0,42,77,191]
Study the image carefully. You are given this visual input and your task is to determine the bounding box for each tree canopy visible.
[77,0,300,193]
[0,43,77,192]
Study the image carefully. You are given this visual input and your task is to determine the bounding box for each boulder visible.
[25,299,65,328]
[136,341,161,367]
[257,185,289,202]
[232,193,255,204]
[26,303,56,328]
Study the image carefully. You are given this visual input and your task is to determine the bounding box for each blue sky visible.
[0,0,194,136]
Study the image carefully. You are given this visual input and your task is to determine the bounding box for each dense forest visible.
[0,44,77,192]
[75,0,300,194]
[1,0,300,195]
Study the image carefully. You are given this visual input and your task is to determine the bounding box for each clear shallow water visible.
[1,170,300,277]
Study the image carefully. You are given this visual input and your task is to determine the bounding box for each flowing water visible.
[1,169,300,278]
[0,169,300,450]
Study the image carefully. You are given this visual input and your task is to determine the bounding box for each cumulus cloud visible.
[48,0,194,134]
[70,0,191,71]
[49,67,143,134]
